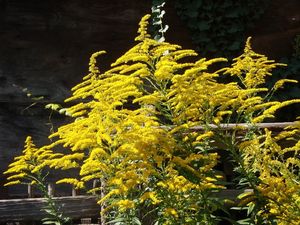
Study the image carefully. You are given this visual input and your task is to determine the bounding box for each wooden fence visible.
[0,122,296,224]
[0,186,244,223]
[0,195,100,222]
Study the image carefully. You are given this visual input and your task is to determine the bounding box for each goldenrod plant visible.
[4,14,300,224]
[4,137,71,225]
[237,124,300,225]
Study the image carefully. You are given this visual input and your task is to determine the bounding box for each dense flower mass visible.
[239,123,300,225]
[4,14,300,224]
[4,136,60,186]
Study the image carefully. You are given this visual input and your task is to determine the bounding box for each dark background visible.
[1,0,300,198]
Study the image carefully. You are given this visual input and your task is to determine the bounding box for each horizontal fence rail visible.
[0,189,249,222]
[0,195,101,222]
[161,122,296,131]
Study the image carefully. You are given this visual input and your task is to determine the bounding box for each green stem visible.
[27,173,71,225]
[215,129,269,223]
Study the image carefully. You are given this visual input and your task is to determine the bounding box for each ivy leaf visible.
[225,9,241,18]
[197,21,210,31]
[206,42,217,52]
[192,0,203,8]
[203,3,213,10]
[188,10,198,18]
[228,41,241,51]
[227,26,242,34]
[193,34,210,43]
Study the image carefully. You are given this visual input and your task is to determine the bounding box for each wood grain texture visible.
[1,0,300,199]
[160,122,296,131]
[189,122,297,131]
[0,0,193,198]
[0,195,101,222]
[0,190,245,222]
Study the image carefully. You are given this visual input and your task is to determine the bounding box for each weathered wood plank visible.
[0,190,246,222]
[194,122,296,130]
[0,195,101,222]
[0,0,192,199]
[160,122,296,132]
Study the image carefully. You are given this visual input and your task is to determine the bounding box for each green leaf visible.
[238,190,254,200]
[197,21,211,31]
[107,218,126,224]
[227,26,242,34]
[225,9,241,18]
[43,209,57,216]
[188,10,198,18]
[231,206,247,211]
[42,220,58,225]
[193,34,210,43]
[203,3,213,10]
[132,217,142,225]
[247,202,256,216]
[228,41,241,51]
[237,218,254,225]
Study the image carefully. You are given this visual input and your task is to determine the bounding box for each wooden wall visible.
[0,0,300,198]
[250,0,300,59]
[0,0,192,198]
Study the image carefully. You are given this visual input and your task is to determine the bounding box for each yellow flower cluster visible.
[4,136,61,186]
[224,37,287,89]
[135,14,151,41]
[38,14,226,219]
[4,14,300,224]
[239,126,300,223]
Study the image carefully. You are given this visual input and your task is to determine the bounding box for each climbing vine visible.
[174,0,270,58]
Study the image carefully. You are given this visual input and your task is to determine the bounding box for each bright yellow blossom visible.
[5,14,300,225]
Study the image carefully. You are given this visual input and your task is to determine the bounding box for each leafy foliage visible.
[174,0,269,58]
[4,14,300,224]
[151,0,169,42]
[4,137,71,225]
